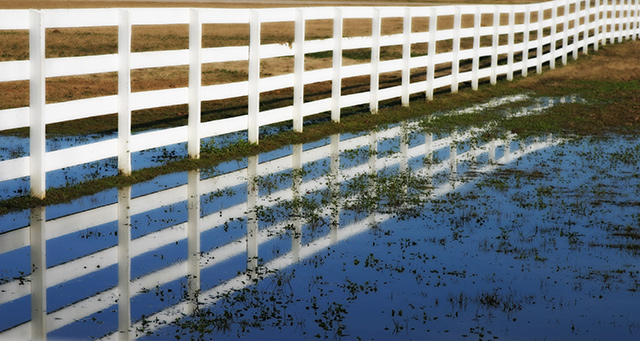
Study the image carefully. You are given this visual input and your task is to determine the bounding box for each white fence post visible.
[562,0,570,65]
[584,0,591,54]
[331,8,343,122]
[573,0,580,59]
[624,0,630,40]
[248,10,260,144]
[522,5,531,77]
[490,6,499,85]
[401,7,411,106]
[616,0,623,42]
[426,7,437,100]
[595,0,602,49]
[118,9,132,176]
[188,9,202,159]
[507,6,515,81]
[602,0,608,46]
[611,0,617,44]
[550,2,558,69]
[537,4,544,73]
[633,0,640,40]
[627,0,633,39]
[451,6,461,93]
[472,6,481,90]
[370,8,381,114]
[294,9,305,132]
[30,10,46,199]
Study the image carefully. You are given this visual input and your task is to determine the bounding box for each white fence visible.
[0,0,638,198]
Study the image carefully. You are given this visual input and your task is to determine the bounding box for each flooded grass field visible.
[1,91,640,339]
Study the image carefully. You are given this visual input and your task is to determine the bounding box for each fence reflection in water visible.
[0,116,559,339]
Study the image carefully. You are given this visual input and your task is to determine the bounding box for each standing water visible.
[1,96,639,340]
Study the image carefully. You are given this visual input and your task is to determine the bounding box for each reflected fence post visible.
[424,119,434,178]
[400,123,409,199]
[117,186,131,340]
[292,144,303,263]
[330,134,340,244]
[449,130,458,180]
[504,137,512,163]
[30,205,46,341]
[247,155,259,279]
[489,139,496,164]
[368,132,378,226]
[187,169,201,313]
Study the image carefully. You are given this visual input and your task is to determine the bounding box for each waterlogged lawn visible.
[1,96,639,339]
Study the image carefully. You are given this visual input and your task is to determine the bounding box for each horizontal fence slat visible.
[45,139,117,172]
[44,8,118,27]
[202,46,248,63]
[0,156,29,182]
[0,60,29,82]
[0,10,29,29]
[131,126,188,152]
[130,88,189,111]
[129,8,190,25]
[199,8,250,24]
[46,95,118,124]
[201,114,248,138]
[202,81,249,101]
[0,107,29,131]
[131,50,189,69]
[47,54,118,77]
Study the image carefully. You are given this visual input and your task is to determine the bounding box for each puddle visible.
[1,97,640,340]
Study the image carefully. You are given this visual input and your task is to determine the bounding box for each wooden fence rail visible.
[0,0,638,198]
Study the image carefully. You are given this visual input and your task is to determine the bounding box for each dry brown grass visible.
[0,0,633,135]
